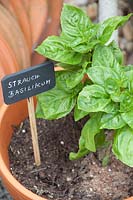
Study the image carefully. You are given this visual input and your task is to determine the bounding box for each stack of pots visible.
[0,1,63,200]
[0,0,63,105]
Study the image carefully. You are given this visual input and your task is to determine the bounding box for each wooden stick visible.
[27,97,41,166]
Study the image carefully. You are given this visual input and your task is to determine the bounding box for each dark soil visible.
[9,113,133,200]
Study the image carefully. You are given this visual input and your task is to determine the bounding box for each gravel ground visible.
[0,178,13,200]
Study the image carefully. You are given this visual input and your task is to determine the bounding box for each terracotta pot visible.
[125,198,133,200]
[0,0,14,15]
[0,34,19,72]
[0,1,62,66]
[21,0,30,12]
[0,34,19,106]
[0,99,133,200]
[0,66,61,199]
[28,0,48,49]
[0,102,46,200]
[0,4,30,69]
[28,0,48,66]
[10,0,32,52]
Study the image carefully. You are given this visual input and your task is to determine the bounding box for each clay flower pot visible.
[0,4,30,69]
[0,0,62,106]
[0,101,133,200]
[0,34,19,106]
[0,102,46,200]
[0,63,63,199]
[0,0,63,67]
[9,0,32,52]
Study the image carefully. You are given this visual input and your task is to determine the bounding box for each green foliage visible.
[36,36,83,65]
[74,104,89,121]
[36,71,82,120]
[113,126,133,167]
[102,155,110,167]
[77,85,110,113]
[100,112,126,129]
[92,45,114,67]
[36,4,133,167]
[97,14,132,43]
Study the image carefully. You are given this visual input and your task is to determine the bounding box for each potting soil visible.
[9,114,133,200]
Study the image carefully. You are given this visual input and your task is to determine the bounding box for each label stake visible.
[27,97,41,166]
[1,61,55,166]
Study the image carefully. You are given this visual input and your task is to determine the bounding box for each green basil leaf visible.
[74,104,89,121]
[36,88,76,120]
[101,113,126,129]
[61,5,100,53]
[104,78,121,102]
[69,131,106,160]
[36,101,44,118]
[110,92,121,103]
[92,45,114,68]
[105,78,120,94]
[103,101,119,113]
[123,65,133,86]
[87,66,119,85]
[120,91,133,112]
[66,69,85,89]
[108,41,123,65]
[69,137,89,160]
[113,126,133,167]
[124,67,133,92]
[69,113,103,160]
[78,85,110,113]
[70,40,100,53]
[95,131,106,149]
[56,70,83,92]
[81,113,103,151]
[36,72,82,120]
[121,111,133,129]
[58,63,82,70]
[102,155,110,167]
[36,36,82,65]
[98,13,133,43]
[111,62,128,89]
[61,4,92,42]
[124,65,133,72]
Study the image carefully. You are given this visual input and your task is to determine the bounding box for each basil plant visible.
[36,4,133,167]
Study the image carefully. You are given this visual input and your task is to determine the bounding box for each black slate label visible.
[1,61,55,104]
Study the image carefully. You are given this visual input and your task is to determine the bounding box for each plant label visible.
[1,61,55,104]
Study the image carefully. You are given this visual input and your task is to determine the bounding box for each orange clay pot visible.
[0,102,46,200]
[10,0,32,52]
[0,0,14,15]
[0,4,30,69]
[28,0,48,49]
[0,34,19,106]
[0,67,61,199]
[0,60,4,107]
[0,97,133,200]
[0,34,19,73]
[21,0,30,12]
